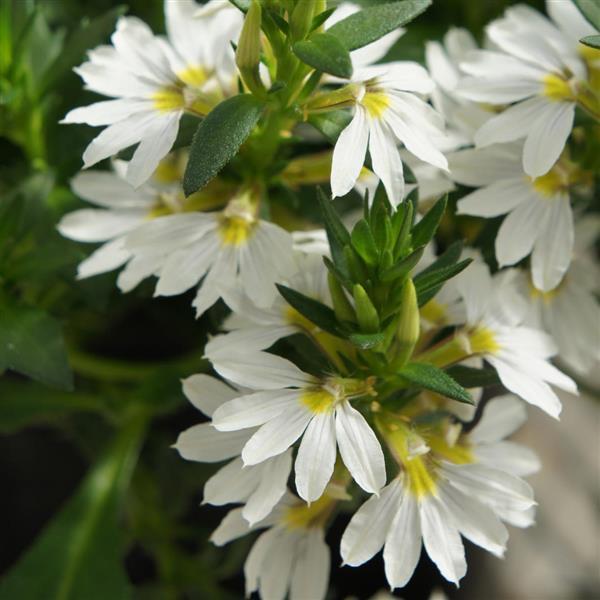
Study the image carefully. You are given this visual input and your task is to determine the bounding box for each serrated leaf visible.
[581,34,600,48]
[0,294,73,390]
[293,32,353,78]
[574,0,600,29]
[410,195,447,249]
[445,365,501,389]
[414,258,472,306]
[277,284,345,337]
[308,110,352,143]
[327,0,431,50]
[351,219,379,265]
[183,94,264,196]
[349,332,385,349]
[0,418,145,600]
[380,246,424,282]
[399,362,473,404]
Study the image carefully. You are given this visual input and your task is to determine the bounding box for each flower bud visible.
[290,0,318,40]
[328,272,355,323]
[352,284,380,333]
[236,0,266,96]
[393,279,420,367]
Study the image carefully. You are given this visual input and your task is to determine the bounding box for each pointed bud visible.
[328,272,355,323]
[290,0,318,40]
[236,0,266,96]
[393,279,420,367]
[353,284,379,333]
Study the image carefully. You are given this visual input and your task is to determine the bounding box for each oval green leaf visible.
[293,32,353,79]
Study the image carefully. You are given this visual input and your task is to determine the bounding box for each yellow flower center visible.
[218,215,255,246]
[469,326,500,355]
[404,456,437,497]
[362,91,391,119]
[542,73,574,102]
[177,65,208,87]
[427,436,473,465]
[152,87,186,112]
[283,494,335,530]
[531,168,568,197]
[300,388,336,414]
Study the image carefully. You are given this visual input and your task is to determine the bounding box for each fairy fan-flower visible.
[62,0,242,186]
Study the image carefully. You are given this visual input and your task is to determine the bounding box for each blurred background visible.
[0,0,598,599]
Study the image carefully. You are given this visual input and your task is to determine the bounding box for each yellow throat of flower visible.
[362,91,391,119]
[469,326,500,355]
[300,388,336,414]
[283,494,336,530]
[542,73,575,102]
[218,192,259,246]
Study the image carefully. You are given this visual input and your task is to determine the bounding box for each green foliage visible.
[581,34,600,49]
[445,365,501,389]
[574,0,600,29]
[183,94,265,196]
[0,417,146,600]
[327,0,432,50]
[399,362,473,404]
[308,110,353,143]
[293,33,353,78]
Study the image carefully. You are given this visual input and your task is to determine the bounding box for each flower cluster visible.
[58,0,598,597]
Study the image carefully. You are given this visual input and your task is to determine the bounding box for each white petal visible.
[331,107,369,198]
[243,450,292,525]
[447,144,522,187]
[259,530,297,600]
[523,102,575,177]
[245,529,277,596]
[209,350,312,390]
[203,457,257,505]
[456,178,529,218]
[470,394,527,443]
[116,254,158,292]
[242,405,312,465]
[455,260,492,325]
[290,529,330,600]
[459,76,541,104]
[495,196,548,267]
[368,117,405,205]
[173,424,250,463]
[58,208,143,242]
[210,507,255,546]
[212,390,300,431]
[76,236,131,279]
[182,374,237,417]
[474,97,547,148]
[383,488,422,589]
[340,480,402,566]
[335,401,386,494]
[61,99,148,126]
[531,196,573,291]
[438,482,508,557]
[475,441,541,477]
[487,355,562,418]
[420,496,466,584]
[295,411,337,502]
[205,325,296,355]
[70,169,155,208]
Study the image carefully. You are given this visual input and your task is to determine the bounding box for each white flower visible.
[517,216,600,375]
[62,1,242,186]
[121,190,297,315]
[173,374,291,525]
[341,397,537,588]
[330,68,448,204]
[458,2,597,177]
[211,493,332,600]
[208,349,386,502]
[453,261,577,419]
[450,142,578,291]
[425,27,491,146]
[206,251,330,355]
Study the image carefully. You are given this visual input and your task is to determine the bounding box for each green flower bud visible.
[290,0,318,40]
[393,279,420,367]
[236,0,266,97]
[328,272,355,323]
[353,284,380,333]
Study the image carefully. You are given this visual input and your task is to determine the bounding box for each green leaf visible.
[410,195,447,249]
[351,219,379,265]
[0,380,100,433]
[445,365,501,389]
[38,6,126,94]
[380,246,424,283]
[349,332,385,349]
[318,187,351,268]
[183,94,264,196]
[311,8,336,32]
[0,417,146,600]
[399,362,473,404]
[293,32,353,78]
[574,0,600,29]
[228,0,251,12]
[581,34,600,49]
[276,284,345,337]
[327,0,431,50]
[308,109,352,143]
[414,258,472,306]
[0,293,73,390]
[419,240,463,276]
